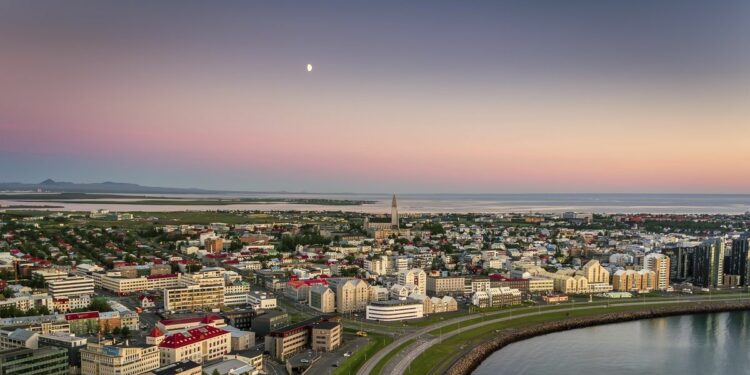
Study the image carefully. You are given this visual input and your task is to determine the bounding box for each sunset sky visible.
[1,1,748,193]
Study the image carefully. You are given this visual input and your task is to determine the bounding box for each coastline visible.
[447,300,750,375]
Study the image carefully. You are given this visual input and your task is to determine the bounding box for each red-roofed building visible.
[284,279,328,301]
[157,314,226,333]
[158,325,231,365]
[65,311,100,335]
[139,295,156,309]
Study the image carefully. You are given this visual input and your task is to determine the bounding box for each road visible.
[357,295,750,375]
[306,335,369,375]
[264,358,287,375]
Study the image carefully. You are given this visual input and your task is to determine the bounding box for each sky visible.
[1,1,748,194]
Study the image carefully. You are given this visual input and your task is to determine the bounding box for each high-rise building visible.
[694,238,725,288]
[663,243,700,282]
[728,235,750,286]
[391,194,399,229]
[644,253,671,290]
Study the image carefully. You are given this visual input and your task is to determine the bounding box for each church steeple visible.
[391,194,399,229]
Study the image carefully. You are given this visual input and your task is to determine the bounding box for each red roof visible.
[287,279,328,289]
[65,311,100,321]
[148,327,164,337]
[159,325,229,349]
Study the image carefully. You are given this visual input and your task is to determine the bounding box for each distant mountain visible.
[0,179,223,194]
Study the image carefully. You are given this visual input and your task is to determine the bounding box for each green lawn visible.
[334,333,393,375]
[371,339,416,375]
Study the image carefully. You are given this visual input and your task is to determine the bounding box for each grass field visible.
[334,332,393,375]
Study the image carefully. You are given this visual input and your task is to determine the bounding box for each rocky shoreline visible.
[445,300,750,375]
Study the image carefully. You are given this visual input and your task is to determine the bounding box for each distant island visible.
[0,179,230,194]
[0,192,374,206]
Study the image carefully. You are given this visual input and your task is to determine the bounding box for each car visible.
[332,364,338,367]
[300,359,310,364]
[343,352,352,357]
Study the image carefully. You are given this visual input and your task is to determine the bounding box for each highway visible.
[357,295,750,375]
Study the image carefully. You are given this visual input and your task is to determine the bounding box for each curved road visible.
[358,296,749,375]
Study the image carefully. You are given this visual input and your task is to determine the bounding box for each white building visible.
[398,268,427,295]
[365,300,424,322]
[248,292,277,311]
[48,276,95,298]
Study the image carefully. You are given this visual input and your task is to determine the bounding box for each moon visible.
[307,64,313,72]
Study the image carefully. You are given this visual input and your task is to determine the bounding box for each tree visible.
[88,297,113,312]
[212,369,220,375]
[120,326,130,339]
[112,326,121,336]
[1,288,14,299]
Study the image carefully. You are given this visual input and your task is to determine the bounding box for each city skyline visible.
[1,1,749,194]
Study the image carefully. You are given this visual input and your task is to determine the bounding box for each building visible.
[663,243,700,282]
[728,235,750,286]
[38,333,87,370]
[98,273,181,295]
[31,270,69,285]
[143,360,202,375]
[0,315,70,335]
[310,321,341,353]
[409,295,458,314]
[328,278,369,313]
[248,292,277,311]
[158,326,231,366]
[65,312,100,336]
[694,238,725,288]
[251,311,290,338]
[163,285,225,312]
[284,279,327,302]
[221,309,256,331]
[48,277,94,299]
[578,260,610,284]
[391,194,399,228]
[204,238,224,254]
[612,269,656,292]
[0,347,68,375]
[364,256,390,276]
[0,329,38,350]
[264,318,341,361]
[644,253,671,290]
[426,276,465,297]
[527,278,554,293]
[397,269,427,295]
[202,358,259,375]
[366,300,423,321]
[155,315,226,334]
[308,285,336,313]
[471,287,522,308]
[80,342,160,375]
[465,277,491,295]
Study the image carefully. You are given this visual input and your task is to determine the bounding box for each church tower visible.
[391,194,399,229]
